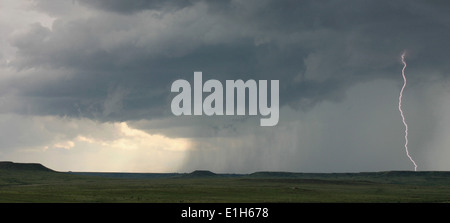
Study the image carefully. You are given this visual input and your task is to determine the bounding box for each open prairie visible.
[0,162,449,203]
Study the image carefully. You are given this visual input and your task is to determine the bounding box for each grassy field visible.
[0,162,449,203]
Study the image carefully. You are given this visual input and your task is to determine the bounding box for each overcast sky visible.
[1,0,449,173]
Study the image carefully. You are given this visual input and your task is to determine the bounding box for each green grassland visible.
[0,162,449,203]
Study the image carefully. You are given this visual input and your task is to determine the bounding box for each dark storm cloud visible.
[77,0,197,14]
[2,0,450,172]
[6,0,450,122]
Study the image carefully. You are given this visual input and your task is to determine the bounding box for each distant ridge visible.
[0,161,54,172]
[186,170,217,177]
[69,170,450,179]
[249,170,450,178]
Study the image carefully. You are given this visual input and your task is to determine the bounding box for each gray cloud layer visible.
[1,0,450,172]
[6,0,450,120]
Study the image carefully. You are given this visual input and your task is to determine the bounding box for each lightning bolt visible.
[398,52,418,171]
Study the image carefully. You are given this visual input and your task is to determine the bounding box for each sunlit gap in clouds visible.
[3,114,193,173]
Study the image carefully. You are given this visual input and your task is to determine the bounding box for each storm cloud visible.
[1,0,449,172]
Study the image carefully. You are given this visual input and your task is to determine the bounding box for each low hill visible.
[185,170,217,177]
[0,161,54,172]
[0,162,114,190]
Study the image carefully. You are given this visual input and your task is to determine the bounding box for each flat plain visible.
[0,162,449,203]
